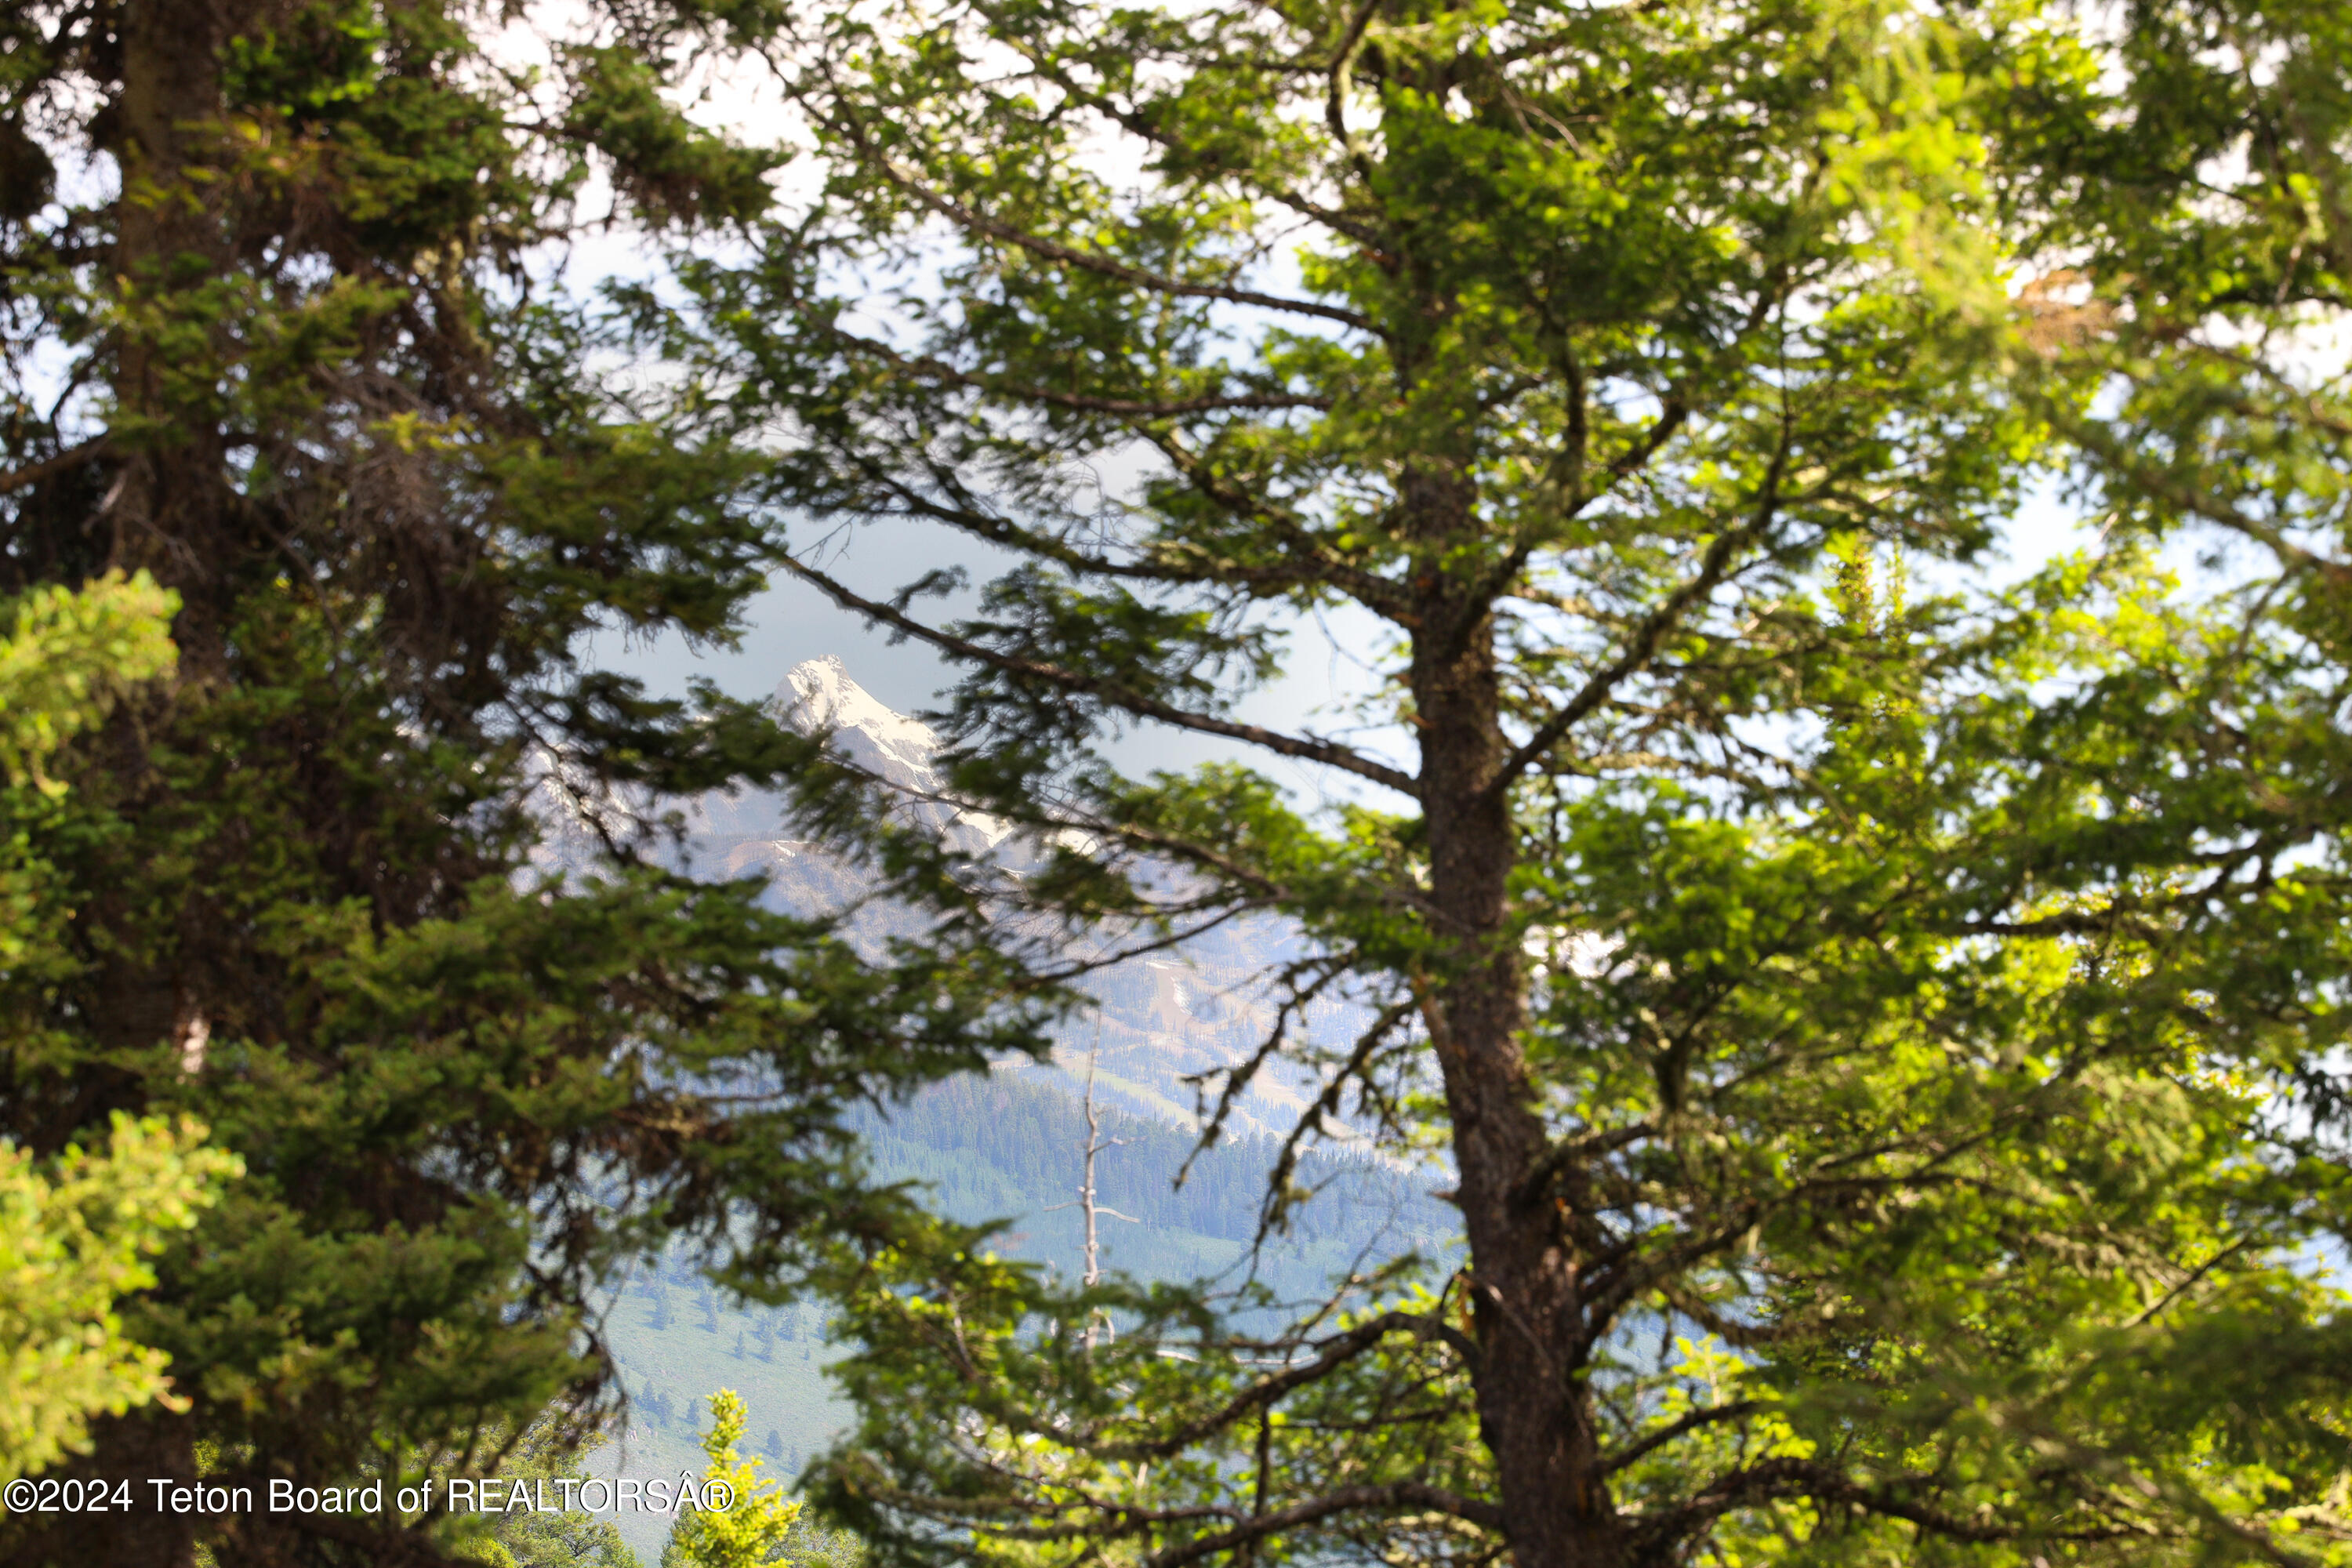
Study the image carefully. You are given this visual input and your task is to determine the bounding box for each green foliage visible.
[0,571,238,1487]
[0,1,1064,1561]
[768,1512,866,1568]
[0,574,176,794]
[0,572,176,985]
[467,1421,643,1568]
[0,1113,238,1486]
[637,0,2352,1564]
[662,1388,802,1568]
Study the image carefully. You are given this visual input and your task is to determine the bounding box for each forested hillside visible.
[596,1069,1453,1561]
[856,1071,1449,1268]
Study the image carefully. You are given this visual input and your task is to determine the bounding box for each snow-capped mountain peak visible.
[771,656,946,791]
[768,657,1018,858]
[525,653,1327,1143]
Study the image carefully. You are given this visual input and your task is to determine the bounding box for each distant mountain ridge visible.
[680,655,1018,863]
[543,658,1439,1561]
[608,655,1353,1139]
[595,1067,1453,1563]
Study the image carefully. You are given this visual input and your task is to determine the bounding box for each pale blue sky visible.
[589,479,2107,802]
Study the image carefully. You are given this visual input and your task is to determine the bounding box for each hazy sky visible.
[586,483,2109,815]
[584,510,1413,804]
[557,15,2147,804]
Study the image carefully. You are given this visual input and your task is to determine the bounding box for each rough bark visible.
[1407,464,1620,1568]
[4,3,233,1563]
[111,0,236,670]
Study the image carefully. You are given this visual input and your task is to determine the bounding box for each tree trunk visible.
[2,3,234,1563]
[1408,466,1621,1568]
[111,0,234,670]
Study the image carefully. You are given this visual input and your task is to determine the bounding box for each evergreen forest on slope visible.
[594,1069,1454,1562]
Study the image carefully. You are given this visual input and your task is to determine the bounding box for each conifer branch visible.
[1004,50,1389,249]
[1101,1310,1480,1462]
[777,552,1425,798]
[0,436,109,495]
[1145,1481,1504,1567]
[1513,1121,1657,1203]
[1142,429,1421,621]
[1599,1400,1760,1476]
[823,321,1335,416]
[1492,437,1793,791]
[1639,1457,2146,1555]
[872,159,1384,336]
[1255,998,1417,1245]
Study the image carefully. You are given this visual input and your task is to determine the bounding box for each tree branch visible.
[1633,1455,2140,1557]
[2057,409,2352,583]
[1599,1400,1759,1476]
[1512,1120,1657,1203]
[777,552,1424,798]
[0,436,109,496]
[874,158,1382,336]
[1255,1000,1419,1244]
[1106,1309,1480,1461]
[824,321,1334,416]
[1445,390,1697,656]
[1324,0,1384,191]
[1490,441,1793,793]
[1145,1481,1504,1568]
[1000,45,1392,252]
[819,414,1417,623]
[1141,428,1421,622]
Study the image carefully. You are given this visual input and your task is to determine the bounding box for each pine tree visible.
[470,1417,641,1568]
[0,2,1056,1563]
[667,1,2352,1564]
[661,1390,800,1568]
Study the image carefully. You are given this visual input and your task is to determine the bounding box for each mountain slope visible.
[557,657,1439,1559]
[596,1069,1454,1560]
[641,655,1356,1138]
